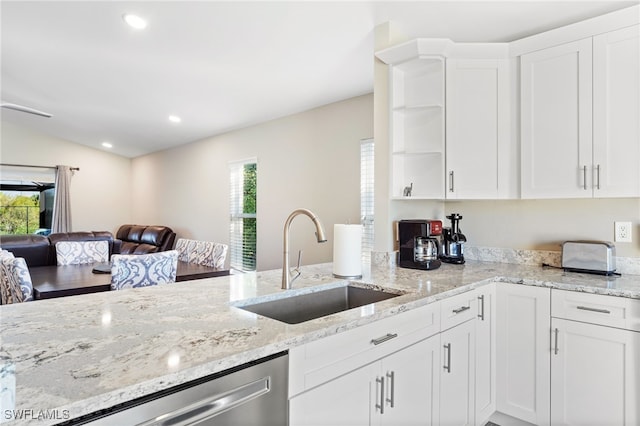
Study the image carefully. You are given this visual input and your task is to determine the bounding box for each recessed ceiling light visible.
[168,115,182,123]
[102,142,113,148]
[123,14,147,30]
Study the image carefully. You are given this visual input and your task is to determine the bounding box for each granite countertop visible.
[1,260,639,425]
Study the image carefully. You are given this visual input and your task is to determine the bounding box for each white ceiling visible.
[1,1,637,158]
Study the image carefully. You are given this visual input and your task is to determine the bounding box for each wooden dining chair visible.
[110,250,178,290]
[0,252,34,304]
[175,238,228,269]
[55,240,109,266]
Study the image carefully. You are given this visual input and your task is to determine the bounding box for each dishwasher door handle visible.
[138,377,270,426]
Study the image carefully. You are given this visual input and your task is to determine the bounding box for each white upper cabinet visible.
[593,25,640,197]
[521,24,640,199]
[376,40,513,201]
[390,56,446,199]
[376,6,638,202]
[521,38,593,199]
[446,59,512,199]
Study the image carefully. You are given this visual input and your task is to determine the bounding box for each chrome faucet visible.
[282,208,327,289]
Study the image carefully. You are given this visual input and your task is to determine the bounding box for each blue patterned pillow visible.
[111,250,178,290]
[56,240,109,265]
[175,238,228,268]
[0,250,16,304]
[1,257,33,303]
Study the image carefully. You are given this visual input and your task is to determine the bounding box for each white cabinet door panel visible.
[381,336,440,426]
[551,318,640,426]
[446,59,510,199]
[496,283,551,425]
[521,38,593,198]
[289,362,377,426]
[475,285,496,426]
[440,319,476,426]
[593,25,640,197]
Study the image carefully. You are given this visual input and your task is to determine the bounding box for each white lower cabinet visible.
[440,319,476,426]
[289,361,376,426]
[550,318,640,426]
[550,290,640,426]
[475,285,496,426]
[496,283,551,426]
[289,335,441,426]
[381,335,441,425]
[290,284,638,426]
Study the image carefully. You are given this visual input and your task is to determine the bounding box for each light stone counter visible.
[1,261,639,424]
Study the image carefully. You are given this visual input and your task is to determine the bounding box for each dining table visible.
[30,261,230,300]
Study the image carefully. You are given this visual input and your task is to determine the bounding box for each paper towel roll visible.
[333,224,362,278]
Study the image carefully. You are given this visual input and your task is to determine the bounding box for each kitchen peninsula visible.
[1,260,639,425]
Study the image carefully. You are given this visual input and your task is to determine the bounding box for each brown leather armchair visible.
[0,234,50,267]
[115,225,176,254]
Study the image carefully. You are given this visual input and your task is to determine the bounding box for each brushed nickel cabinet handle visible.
[386,371,395,408]
[583,165,588,190]
[478,295,485,321]
[371,333,398,346]
[596,164,601,190]
[554,328,559,355]
[443,343,451,373]
[452,306,470,314]
[577,306,610,314]
[376,376,385,414]
[449,171,454,192]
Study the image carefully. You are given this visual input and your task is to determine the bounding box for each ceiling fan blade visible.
[1,102,52,118]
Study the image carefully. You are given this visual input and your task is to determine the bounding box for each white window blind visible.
[229,158,257,272]
[360,138,374,262]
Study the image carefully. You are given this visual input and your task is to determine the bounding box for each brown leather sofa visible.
[0,231,120,267]
[115,225,176,254]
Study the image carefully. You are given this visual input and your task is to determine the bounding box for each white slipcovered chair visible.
[0,250,34,304]
[175,238,228,269]
[110,250,178,290]
[55,240,109,266]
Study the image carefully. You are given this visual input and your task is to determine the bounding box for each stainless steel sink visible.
[236,285,402,324]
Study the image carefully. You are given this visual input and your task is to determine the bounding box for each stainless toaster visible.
[561,240,616,275]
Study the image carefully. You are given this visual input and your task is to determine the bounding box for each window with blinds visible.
[229,158,257,271]
[360,138,374,262]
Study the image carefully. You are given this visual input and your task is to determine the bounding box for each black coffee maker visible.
[440,213,466,264]
[398,220,442,270]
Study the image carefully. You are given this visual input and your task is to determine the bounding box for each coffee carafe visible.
[397,219,442,270]
[440,213,466,264]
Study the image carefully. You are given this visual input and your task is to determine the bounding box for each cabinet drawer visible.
[552,289,640,332]
[289,302,440,397]
[440,289,478,331]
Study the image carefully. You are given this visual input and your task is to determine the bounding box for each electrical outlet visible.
[614,222,633,243]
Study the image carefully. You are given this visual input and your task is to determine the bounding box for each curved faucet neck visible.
[282,209,327,290]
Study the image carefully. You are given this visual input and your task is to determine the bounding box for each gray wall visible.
[0,121,132,234]
[2,88,638,266]
[130,94,373,270]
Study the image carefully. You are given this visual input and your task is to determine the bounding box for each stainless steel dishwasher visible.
[78,352,288,426]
